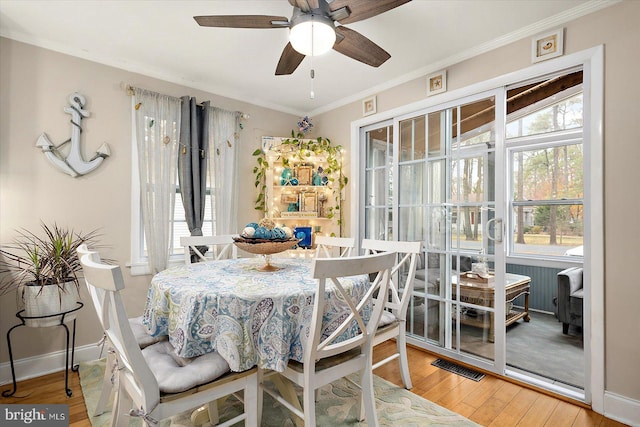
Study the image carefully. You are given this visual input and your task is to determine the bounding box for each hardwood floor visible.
[373,342,628,427]
[0,341,628,426]
[0,369,91,427]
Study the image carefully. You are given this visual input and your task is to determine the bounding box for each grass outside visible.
[519,233,582,246]
[459,233,583,246]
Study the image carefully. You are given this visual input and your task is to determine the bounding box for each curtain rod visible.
[125,84,250,119]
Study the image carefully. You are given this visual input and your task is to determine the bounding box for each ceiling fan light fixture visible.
[289,14,336,56]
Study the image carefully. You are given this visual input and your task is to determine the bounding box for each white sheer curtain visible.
[133,88,181,273]
[209,107,240,235]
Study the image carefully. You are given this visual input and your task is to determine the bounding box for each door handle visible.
[486,218,503,243]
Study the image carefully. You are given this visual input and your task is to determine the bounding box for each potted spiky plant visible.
[0,223,100,327]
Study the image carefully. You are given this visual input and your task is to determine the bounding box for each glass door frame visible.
[349,46,603,407]
[393,88,508,376]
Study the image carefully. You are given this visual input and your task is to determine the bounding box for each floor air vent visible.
[431,358,485,382]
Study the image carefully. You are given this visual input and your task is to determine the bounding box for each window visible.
[129,92,210,275]
[131,94,239,275]
[506,93,583,138]
[129,89,183,274]
[170,182,214,255]
[134,164,216,273]
[507,84,584,258]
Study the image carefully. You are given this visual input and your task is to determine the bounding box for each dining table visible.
[142,257,371,373]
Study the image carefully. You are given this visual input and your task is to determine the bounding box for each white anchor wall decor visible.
[36,92,110,177]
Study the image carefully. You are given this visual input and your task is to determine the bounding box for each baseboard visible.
[0,343,103,387]
[604,391,640,426]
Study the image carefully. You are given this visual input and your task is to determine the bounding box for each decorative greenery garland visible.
[253,131,348,226]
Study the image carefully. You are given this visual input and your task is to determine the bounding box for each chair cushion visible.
[287,346,362,373]
[379,310,397,327]
[129,316,166,349]
[142,341,230,394]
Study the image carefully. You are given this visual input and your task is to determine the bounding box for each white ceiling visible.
[0,1,614,116]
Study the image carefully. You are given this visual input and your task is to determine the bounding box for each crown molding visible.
[0,29,302,117]
[308,0,621,117]
[1,0,620,118]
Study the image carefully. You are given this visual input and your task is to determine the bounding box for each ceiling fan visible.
[194,0,412,75]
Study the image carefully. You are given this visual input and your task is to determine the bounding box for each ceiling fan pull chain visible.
[310,18,315,99]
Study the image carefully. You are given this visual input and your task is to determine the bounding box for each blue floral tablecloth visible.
[143,258,370,372]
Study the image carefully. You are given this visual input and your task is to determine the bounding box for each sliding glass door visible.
[357,61,597,402]
[363,91,507,373]
[363,121,393,241]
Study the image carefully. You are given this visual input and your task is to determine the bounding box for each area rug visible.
[79,358,479,426]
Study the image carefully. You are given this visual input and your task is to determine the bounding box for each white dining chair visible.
[77,244,167,416]
[314,235,355,258]
[362,239,422,390]
[79,253,258,427]
[258,251,395,427]
[180,235,238,264]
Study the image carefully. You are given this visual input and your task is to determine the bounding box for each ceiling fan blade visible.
[288,0,319,12]
[306,0,320,9]
[276,42,306,75]
[330,0,412,24]
[333,26,390,67]
[194,15,289,29]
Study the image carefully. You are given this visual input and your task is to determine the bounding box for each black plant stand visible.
[2,302,83,398]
